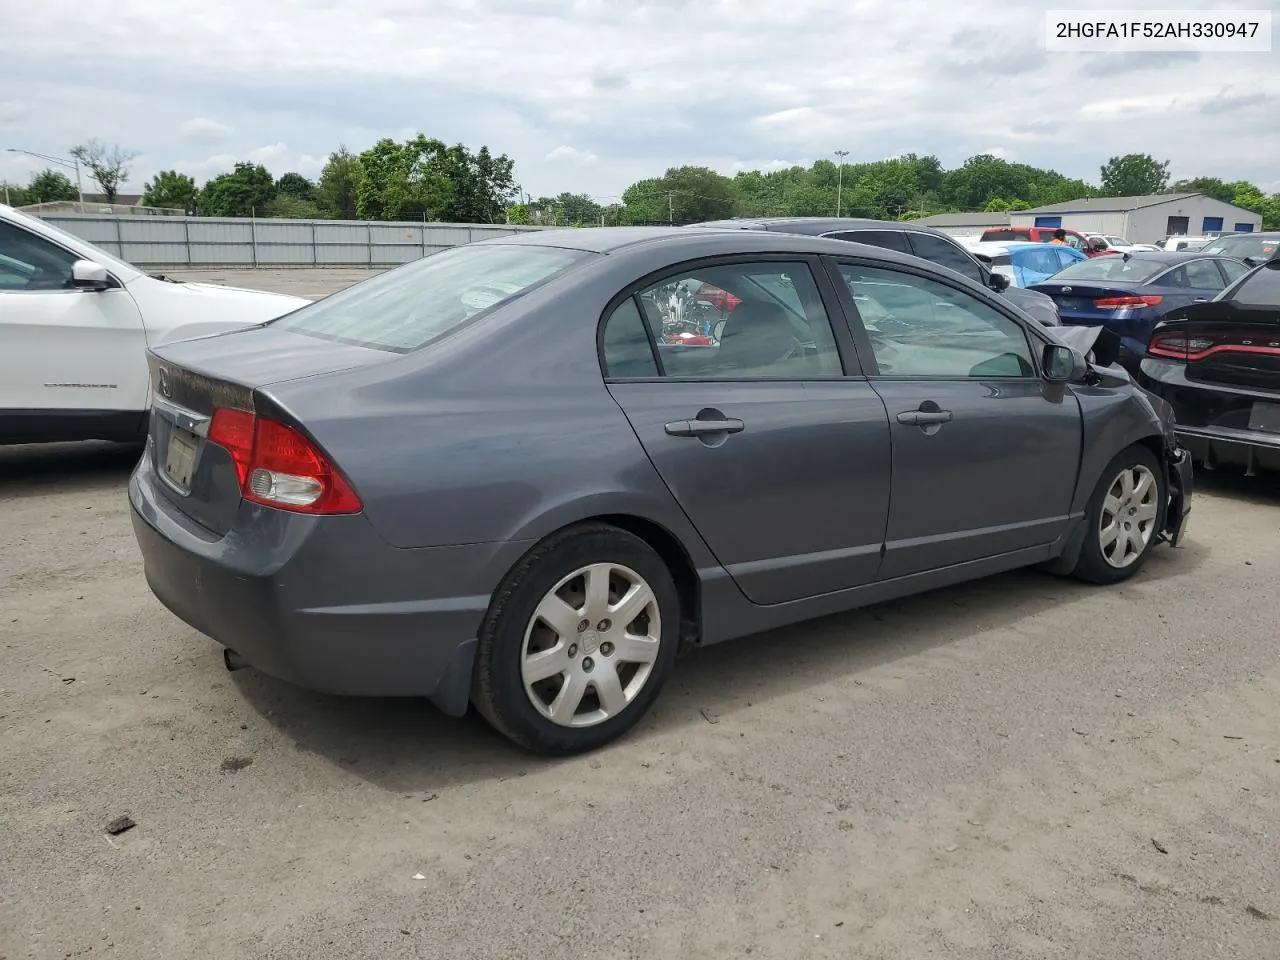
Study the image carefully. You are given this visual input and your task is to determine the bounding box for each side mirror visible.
[72,259,111,291]
[987,271,1010,292]
[1042,342,1087,382]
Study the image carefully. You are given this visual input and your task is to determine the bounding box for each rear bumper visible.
[129,450,531,712]
[1139,358,1280,473]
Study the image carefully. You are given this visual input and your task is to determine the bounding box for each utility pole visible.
[668,192,674,225]
[833,149,849,217]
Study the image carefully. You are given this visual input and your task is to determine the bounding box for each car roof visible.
[470,224,940,266]
[688,216,956,239]
[1103,251,1236,264]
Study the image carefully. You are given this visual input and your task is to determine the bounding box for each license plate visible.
[1247,401,1280,434]
[163,428,199,489]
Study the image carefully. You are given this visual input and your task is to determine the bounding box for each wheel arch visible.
[490,510,705,648]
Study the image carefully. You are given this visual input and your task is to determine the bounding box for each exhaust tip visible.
[223,648,248,672]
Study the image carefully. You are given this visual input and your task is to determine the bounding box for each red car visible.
[980,226,1118,257]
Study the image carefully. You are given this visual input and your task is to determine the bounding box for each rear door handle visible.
[665,418,745,437]
[896,410,952,425]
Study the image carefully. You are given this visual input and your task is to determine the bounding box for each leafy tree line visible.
[4,143,1277,230]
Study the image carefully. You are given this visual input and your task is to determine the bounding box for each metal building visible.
[1011,194,1263,245]
[911,212,1012,238]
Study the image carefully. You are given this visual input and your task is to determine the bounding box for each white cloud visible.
[180,116,233,144]
[545,145,598,165]
[248,142,290,172]
[0,0,1276,198]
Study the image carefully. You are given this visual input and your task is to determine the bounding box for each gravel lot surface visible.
[2,268,1278,960]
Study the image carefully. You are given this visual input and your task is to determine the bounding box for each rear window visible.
[1051,257,1167,283]
[1229,263,1280,306]
[268,243,590,352]
[982,229,1023,241]
[1202,234,1279,261]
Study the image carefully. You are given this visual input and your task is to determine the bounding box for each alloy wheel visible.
[1099,464,1159,568]
[520,562,662,728]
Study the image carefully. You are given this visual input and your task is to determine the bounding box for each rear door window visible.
[615,261,845,379]
[907,233,985,284]
[1182,259,1227,290]
[825,230,911,255]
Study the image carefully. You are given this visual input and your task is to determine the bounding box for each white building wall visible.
[1011,196,1263,245]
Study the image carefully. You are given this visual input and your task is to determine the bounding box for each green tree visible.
[316,146,361,219]
[69,139,138,203]
[355,135,516,222]
[621,166,737,224]
[275,172,316,202]
[355,136,454,220]
[1,181,27,206]
[540,192,603,225]
[267,195,322,218]
[1168,176,1235,203]
[198,162,277,217]
[505,202,532,225]
[24,169,78,204]
[1099,153,1169,196]
[142,170,198,212]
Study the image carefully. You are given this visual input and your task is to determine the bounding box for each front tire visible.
[1072,444,1165,585]
[472,523,681,755]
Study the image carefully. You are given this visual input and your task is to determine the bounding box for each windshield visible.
[1050,257,1167,284]
[268,243,591,352]
[2,205,139,277]
[1202,234,1279,261]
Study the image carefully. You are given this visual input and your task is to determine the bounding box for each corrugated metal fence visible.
[39,214,547,267]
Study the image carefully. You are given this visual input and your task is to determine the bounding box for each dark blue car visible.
[1030,252,1253,371]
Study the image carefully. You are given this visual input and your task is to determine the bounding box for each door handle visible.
[664,418,745,437]
[896,409,952,425]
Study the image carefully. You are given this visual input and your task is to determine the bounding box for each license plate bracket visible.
[163,427,199,490]
[1247,401,1280,434]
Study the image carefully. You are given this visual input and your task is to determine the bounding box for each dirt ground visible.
[2,268,1279,960]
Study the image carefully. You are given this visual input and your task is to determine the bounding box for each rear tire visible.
[1072,444,1165,585]
[472,523,681,755]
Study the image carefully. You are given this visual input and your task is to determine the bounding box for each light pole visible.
[6,147,85,211]
[833,149,849,217]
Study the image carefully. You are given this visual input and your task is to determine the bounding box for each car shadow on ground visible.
[0,441,143,498]
[230,535,1209,793]
[1192,466,1280,506]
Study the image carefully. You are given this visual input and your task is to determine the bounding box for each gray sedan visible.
[129,227,1193,754]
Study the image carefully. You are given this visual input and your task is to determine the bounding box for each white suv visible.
[1,204,308,445]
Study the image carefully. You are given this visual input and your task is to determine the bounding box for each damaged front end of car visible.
[1051,324,1193,548]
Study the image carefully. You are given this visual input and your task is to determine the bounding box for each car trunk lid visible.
[1030,281,1162,319]
[1148,302,1280,393]
[145,326,395,535]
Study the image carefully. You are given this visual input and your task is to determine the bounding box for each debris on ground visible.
[411,873,426,880]
[104,816,136,836]
[220,756,253,773]
[700,708,720,724]
[1245,905,1274,921]
[1151,838,1169,854]
[39,664,74,684]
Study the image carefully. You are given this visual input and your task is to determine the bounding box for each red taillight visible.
[1147,334,1217,360]
[207,408,361,515]
[1148,331,1280,363]
[1093,295,1164,308]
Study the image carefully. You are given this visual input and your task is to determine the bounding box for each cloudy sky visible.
[1,0,1277,201]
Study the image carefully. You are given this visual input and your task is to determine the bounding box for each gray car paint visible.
[130,226,1187,716]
